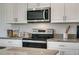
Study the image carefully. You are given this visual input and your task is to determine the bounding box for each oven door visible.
[22,40,47,49]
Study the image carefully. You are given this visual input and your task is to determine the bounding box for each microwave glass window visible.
[27,10,44,20]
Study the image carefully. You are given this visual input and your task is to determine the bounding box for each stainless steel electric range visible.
[22,29,54,49]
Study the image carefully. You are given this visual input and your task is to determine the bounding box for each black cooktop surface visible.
[23,34,53,41]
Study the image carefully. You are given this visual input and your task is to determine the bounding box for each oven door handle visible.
[22,40,46,43]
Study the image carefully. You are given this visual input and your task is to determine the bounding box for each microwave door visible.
[27,10,44,20]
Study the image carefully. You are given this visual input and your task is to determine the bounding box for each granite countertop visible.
[1,37,79,42]
[47,38,79,43]
[0,37,22,40]
[0,37,32,40]
[0,47,59,55]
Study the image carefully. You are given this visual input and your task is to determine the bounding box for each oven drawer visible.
[23,42,47,49]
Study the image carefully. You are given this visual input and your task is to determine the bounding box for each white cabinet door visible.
[27,3,38,9]
[51,3,79,23]
[3,4,14,23]
[13,4,18,18]
[27,3,50,9]
[0,39,22,47]
[60,49,79,55]
[48,41,79,49]
[7,4,14,21]
[60,50,74,55]
[0,39,7,46]
[15,4,27,22]
[39,3,50,7]
[6,3,27,23]
[51,3,64,23]
[47,42,61,49]
[47,41,79,55]
[6,39,22,47]
[65,3,79,22]
[12,3,27,23]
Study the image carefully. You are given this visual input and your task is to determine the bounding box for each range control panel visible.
[32,29,54,34]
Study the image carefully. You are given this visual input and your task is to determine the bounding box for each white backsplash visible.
[0,22,78,37]
[11,23,78,34]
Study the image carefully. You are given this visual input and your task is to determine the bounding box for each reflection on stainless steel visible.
[23,40,46,43]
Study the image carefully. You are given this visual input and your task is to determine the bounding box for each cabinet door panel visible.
[0,39,22,47]
[12,4,27,22]
[27,3,50,9]
[27,3,38,8]
[7,39,22,47]
[0,39,7,46]
[16,4,27,21]
[65,3,79,20]
[61,49,79,55]
[40,3,50,7]
[47,41,79,55]
[51,3,64,23]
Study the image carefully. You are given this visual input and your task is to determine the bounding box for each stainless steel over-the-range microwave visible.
[27,7,51,23]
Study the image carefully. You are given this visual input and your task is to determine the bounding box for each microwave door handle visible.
[43,10,45,20]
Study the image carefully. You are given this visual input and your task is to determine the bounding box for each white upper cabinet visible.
[3,4,14,22]
[39,3,51,7]
[65,3,79,22]
[3,3,79,24]
[27,3,50,9]
[27,3,38,8]
[14,3,27,23]
[51,3,64,23]
[51,3,79,23]
[7,3,27,24]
